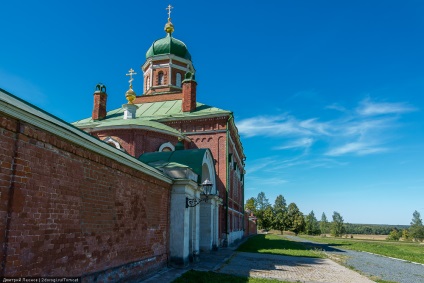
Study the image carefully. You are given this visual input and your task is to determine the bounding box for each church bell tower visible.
[141,5,195,96]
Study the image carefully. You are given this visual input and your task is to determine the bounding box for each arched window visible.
[176,73,182,87]
[158,72,164,85]
[146,75,150,91]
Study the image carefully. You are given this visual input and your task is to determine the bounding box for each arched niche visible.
[158,142,175,152]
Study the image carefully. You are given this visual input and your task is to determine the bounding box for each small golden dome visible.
[165,19,174,34]
[125,88,136,104]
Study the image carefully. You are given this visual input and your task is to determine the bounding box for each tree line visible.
[246,192,424,242]
[344,223,409,235]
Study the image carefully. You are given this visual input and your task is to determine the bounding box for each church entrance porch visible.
[169,179,221,267]
[141,149,221,267]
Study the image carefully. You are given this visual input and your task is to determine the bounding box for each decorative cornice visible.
[184,130,227,135]
[142,54,194,72]
[157,114,231,123]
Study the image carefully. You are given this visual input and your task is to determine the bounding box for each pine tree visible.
[261,206,274,231]
[272,195,287,234]
[254,192,271,229]
[305,210,320,235]
[409,210,424,242]
[256,192,270,211]
[320,212,329,235]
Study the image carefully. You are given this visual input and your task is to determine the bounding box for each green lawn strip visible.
[299,235,424,264]
[237,234,324,258]
[172,270,290,283]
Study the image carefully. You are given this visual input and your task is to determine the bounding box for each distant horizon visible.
[1,1,423,225]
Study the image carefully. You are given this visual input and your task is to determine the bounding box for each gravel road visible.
[286,235,424,283]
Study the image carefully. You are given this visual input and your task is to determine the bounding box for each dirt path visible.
[218,252,374,283]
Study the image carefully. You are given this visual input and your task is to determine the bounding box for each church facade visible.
[73,13,246,252]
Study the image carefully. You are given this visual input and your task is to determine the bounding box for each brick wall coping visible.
[0,88,173,184]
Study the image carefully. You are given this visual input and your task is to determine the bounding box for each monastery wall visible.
[0,102,172,281]
[244,212,257,237]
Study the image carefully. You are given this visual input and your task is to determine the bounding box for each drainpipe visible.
[224,114,234,247]
[242,172,245,235]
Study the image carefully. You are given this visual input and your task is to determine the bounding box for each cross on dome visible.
[164,5,175,34]
[166,4,173,20]
[126,68,137,88]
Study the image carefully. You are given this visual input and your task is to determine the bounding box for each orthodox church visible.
[73,6,246,263]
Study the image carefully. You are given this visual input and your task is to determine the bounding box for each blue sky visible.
[1,1,423,225]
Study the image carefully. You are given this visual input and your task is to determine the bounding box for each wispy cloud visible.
[237,115,314,138]
[357,98,416,116]
[246,176,289,189]
[326,103,346,112]
[325,142,388,156]
[274,138,314,150]
[246,157,280,173]
[238,97,417,158]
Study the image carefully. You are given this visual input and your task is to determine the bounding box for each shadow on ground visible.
[237,234,347,256]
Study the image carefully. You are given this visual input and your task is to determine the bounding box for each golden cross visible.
[166,4,173,20]
[126,68,137,87]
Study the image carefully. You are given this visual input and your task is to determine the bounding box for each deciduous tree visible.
[402,229,411,241]
[331,211,345,237]
[386,228,402,241]
[254,192,271,229]
[286,203,305,235]
[245,197,256,213]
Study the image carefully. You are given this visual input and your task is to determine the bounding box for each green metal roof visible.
[72,100,231,129]
[146,34,191,60]
[87,118,181,135]
[139,149,210,183]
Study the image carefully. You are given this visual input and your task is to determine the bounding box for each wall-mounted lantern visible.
[186,179,213,208]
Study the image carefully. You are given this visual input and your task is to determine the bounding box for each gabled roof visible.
[72,100,231,129]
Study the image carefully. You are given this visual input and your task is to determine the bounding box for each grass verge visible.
[237,234,324,258]
[299,235,424,264]
[374,279,399,283]
[172,270,291,283]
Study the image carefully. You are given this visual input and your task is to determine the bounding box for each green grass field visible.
[299,235,424,264]
[237,233,324,258]
[172,270,291,283]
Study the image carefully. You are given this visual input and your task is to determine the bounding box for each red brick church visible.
[73,8,246,256]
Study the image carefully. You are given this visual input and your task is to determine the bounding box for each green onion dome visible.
[146,33,192,60]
